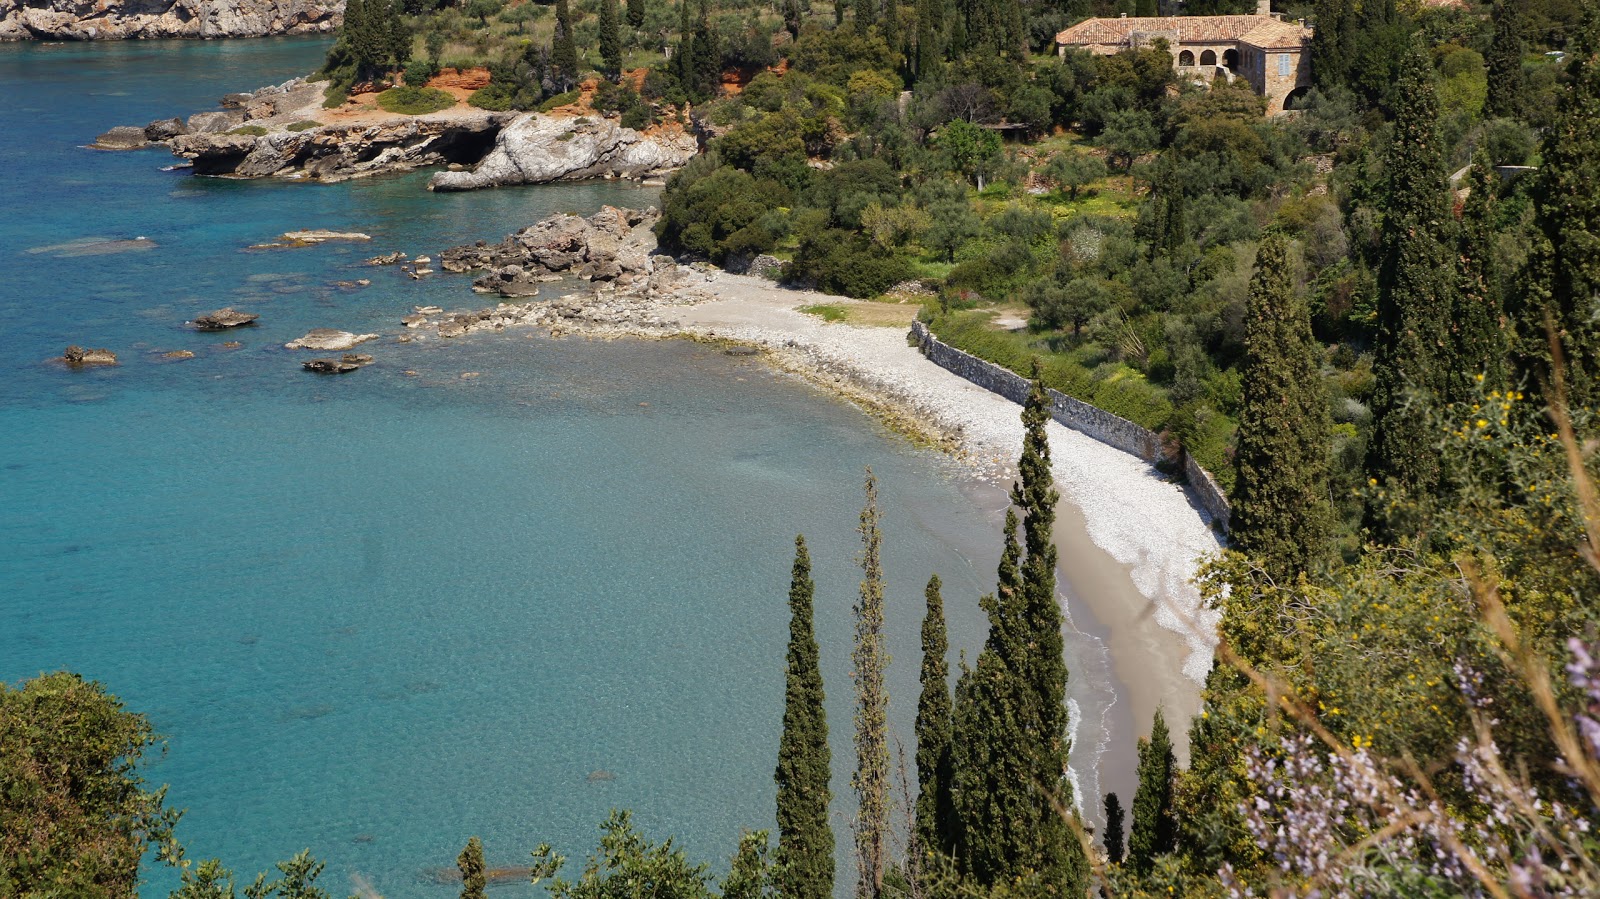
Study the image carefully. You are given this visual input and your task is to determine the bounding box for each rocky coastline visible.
[1,0,340,40]
[100,78,698,185]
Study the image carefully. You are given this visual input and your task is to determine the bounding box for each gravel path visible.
[663,273,1224,685]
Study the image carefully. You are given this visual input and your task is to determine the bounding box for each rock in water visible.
[341,353,374,367]
[161,350,196,360]
[190,308,259,330]
[302,358,359,374]
[427,113,697,192]
[61,345,117,366]
[91,126,149,150]
[279,230,372,244]
[285,329,378,351]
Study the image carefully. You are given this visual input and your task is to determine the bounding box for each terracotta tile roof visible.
[1055,14,1308,49]
[1238,18,1312,48]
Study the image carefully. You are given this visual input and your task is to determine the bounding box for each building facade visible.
[1055,0,1313,115]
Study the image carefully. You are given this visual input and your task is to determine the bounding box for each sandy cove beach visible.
[547,271,1224,781]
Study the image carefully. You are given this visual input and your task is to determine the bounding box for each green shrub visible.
[468,83,514,111]
[285,120,322,132]
[621,103,653,131]
[375,86,456,115]
[785,228,914,298]
[322,84,350,108]
[538,91,579,112]
[403,58,440,87]
[227,125,268,136]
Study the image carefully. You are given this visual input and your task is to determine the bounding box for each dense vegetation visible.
[10,1,1600,898]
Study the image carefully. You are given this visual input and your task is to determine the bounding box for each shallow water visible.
[0,37,1122,898]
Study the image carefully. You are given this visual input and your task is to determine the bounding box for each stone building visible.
[1054,0,1313,115]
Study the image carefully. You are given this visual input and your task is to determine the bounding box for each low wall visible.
[910,320,1231,533]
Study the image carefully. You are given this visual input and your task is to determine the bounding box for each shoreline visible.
[485,270,1222,797]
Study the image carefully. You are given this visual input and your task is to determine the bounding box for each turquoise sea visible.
[0,38,1120,898]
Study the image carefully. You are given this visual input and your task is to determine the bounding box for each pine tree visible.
[552,0,580,90]
[626,0,645,30]
[1449,153,1506,403]
[1231,232,1333,582]
[458,837,486,899]
[1512,7,1600,410]
[1103,793,1125,865]
[1127,710,1176,875]
[1484,0,1525,121]
[853,471,890,899]
[599,0,623,78]
[914,574,954,859]
[1365,39,1454,527]
[775,536,834,899]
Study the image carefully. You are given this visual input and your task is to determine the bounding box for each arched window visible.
[1222,48,1239,69]
[1200,49,1217,66]
[1283,86,1311,110]
[1178,50,1195,66]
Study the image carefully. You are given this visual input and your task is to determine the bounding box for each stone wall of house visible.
[909,321,1231,531]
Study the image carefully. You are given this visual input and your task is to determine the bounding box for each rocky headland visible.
[102,78,698,185]
[1,0,340,40]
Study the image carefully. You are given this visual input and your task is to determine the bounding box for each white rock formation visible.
[427,113,698,192]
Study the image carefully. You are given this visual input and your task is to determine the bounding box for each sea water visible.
[0,39,1113,897]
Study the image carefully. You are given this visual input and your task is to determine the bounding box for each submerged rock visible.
[279,230,372,244]
[161,349,196,360]
[285,329,378,351]
[341,353,374,367]
[190,307,259,330]
[302,358,359,374]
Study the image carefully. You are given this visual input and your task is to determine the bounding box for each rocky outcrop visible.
[427,114,697,192]
[0,0,341,41]
[285,329,377,351]
[190,308,258,330]
[92,126,150,150]
[441,206,667,298]
[168,114,509,181]
[60,345,117,366]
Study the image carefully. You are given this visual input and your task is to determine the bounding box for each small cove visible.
[2,36,1153,897]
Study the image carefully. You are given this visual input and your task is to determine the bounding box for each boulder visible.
[303,358,359,374]
[190,308,259,330]
[427,113,697,192]
[285,329,378,351]
[61,345,117,366]
[341,353,375,367]
[162,349,196,359]
[187,110,245,134]
[144,117,187,141]
[93,126,148,150]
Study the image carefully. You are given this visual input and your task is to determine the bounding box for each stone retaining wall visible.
[910,320,1231,532]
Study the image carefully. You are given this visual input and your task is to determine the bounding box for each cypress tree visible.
[1365,39,1454,526]
[1484,0,1525,121]
[626,0,645,30]
[552,0,580,90]
[690,0,721,101]
[775,536,834,899]
[599,0,623,78]
[913,0,944,85]
[1126,710,1176,875]
[783,0,802,39]
[881,0,901,78]
[457,837,486,899]
[853,472,890,899]
[674,0,694,92]
[1512,8,1600,410]
[1449,153,1506,402]
[914,574,954,859]
[1102,793,1125,865]
[1309,0,1349,92]
[854,0,875,36]
[835,0,846,26]
[1231,232,1333,582]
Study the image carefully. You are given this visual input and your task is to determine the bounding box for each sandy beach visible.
[534,270,1225,796]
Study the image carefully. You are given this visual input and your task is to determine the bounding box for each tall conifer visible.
[552,0,580,89]
[1365,39,1453,526]
[598,0,623,78]
[1450,153,1506,402]
[1231,232,1332,581]
[1512,8,1600,410]
[457,837,486,899]
[626,0,645,29]
[1484,0,1525,121]
[854,0,875,35]
[775,536,834,899]
[853,472,890,899]
[913,0,944,84]
[1127,711,1176,875]
[1103,793,1125,865]
[914,574,954,858]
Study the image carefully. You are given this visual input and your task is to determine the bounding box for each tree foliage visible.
[774,536,834,899]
